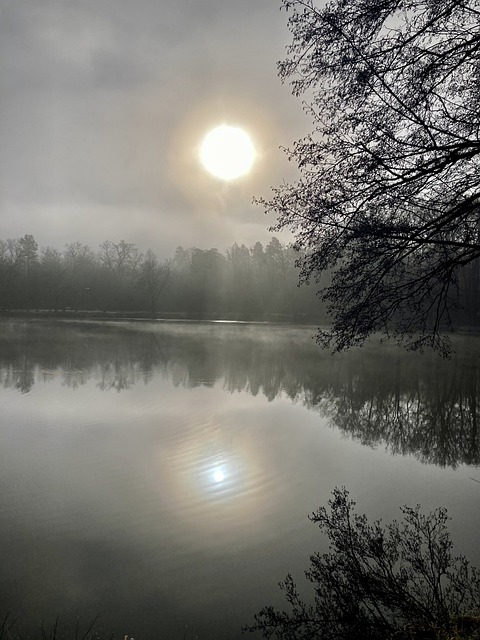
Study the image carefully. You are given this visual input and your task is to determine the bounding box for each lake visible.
[1,319,479,640]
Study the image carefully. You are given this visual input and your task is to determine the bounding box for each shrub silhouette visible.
[245,488,480,640]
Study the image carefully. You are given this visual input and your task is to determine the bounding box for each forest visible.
[0,234,323,321]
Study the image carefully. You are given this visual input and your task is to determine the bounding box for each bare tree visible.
[99,240,143,282]
[64,242,96,273]
[39,246,65,310]
[263,0,480,354]
[139,250,172,316]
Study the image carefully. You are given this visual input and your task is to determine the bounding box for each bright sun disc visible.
[200,125,256,180]
[213,469,225,483]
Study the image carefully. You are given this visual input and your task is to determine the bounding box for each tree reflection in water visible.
[0,319,479,467]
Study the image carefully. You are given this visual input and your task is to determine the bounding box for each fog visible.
[0,0,307,256]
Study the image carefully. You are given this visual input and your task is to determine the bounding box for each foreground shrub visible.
[0,615,112,640]
[245,488,480,640]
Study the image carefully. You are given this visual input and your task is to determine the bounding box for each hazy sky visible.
[0,0,308,257]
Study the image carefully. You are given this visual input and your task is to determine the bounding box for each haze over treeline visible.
[0,233,323,321]
[2,233,480,327]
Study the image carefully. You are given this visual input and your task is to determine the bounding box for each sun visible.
[200,125,256,181]
[213,468,225,483]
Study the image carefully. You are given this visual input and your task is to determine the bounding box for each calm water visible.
[1,319,479,640]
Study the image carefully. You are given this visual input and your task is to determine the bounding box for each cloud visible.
[0,0,304,254]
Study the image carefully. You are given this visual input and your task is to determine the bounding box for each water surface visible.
[0,319,479,640]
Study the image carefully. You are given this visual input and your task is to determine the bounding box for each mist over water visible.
[1,319,479,640]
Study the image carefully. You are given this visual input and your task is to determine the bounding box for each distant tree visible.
[263,0,480,354]
[64,242,96,273]
[246,487,480,640]
[39,246,65,310]
[250,242,268,314]
[0,238,36,308]
[98,240,142,282]
[5,239,23,268]
[251,242,266,270]
[0,240,17,308]
[18,234,38,276]
[226,243,254,313]
[265,237,287,284]
[264,237,289,313]
[17,234,39,308]
[139,250,173,316]
[186,248,226,314]
[98,240,143,309]
[64,242,98,310]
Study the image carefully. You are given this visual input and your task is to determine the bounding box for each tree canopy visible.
[265,0,480,354]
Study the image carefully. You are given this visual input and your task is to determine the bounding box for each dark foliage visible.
[262,0,480,354]
[245,488,480,640]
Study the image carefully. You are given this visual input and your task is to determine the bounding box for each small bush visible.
[0,614,111,640]
[245,488,480,640]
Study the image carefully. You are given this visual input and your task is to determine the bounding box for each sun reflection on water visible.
[196,455,239,498]
[213,468,225,483]
[160,417,273,538]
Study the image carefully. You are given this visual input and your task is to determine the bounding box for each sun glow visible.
[200,125,256,180]
[213,468,225,483]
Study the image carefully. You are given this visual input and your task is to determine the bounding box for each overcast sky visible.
[0,0,308,257]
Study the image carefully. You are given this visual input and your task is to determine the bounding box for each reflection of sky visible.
[1,329,480,640]
[2,370,479,540]
[2,353,480,522]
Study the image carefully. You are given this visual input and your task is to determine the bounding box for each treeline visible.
[0,234,322,321]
